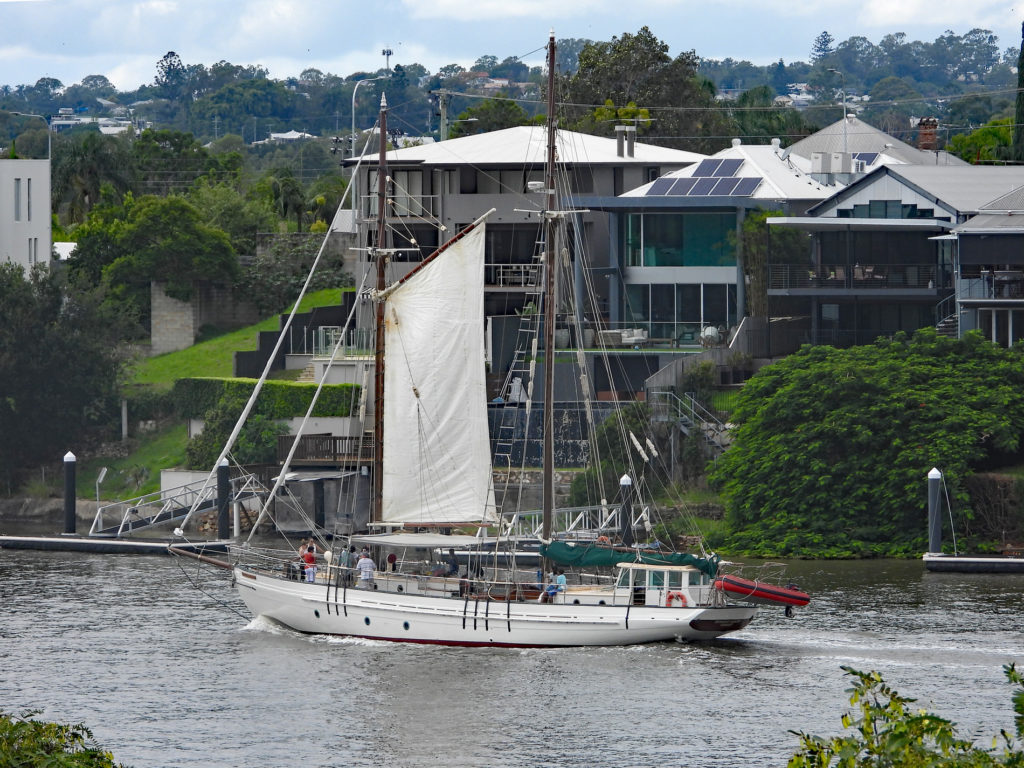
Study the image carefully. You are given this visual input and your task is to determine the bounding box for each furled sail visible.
[381,224,497,524]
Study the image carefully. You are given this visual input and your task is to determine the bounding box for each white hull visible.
[234,568,756,647]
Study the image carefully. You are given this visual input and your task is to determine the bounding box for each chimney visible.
[918,117,939,151]
[615,125,636,157]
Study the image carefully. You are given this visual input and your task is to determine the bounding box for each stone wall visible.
[150,282,263,356]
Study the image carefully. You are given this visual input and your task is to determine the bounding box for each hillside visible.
[75,288,347,500]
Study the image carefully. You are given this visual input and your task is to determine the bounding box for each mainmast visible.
[372,94,389,523]
[541,32,557,542]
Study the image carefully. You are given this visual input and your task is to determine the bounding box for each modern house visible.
[948,186,1024,347]
[340,124,705,324]
[0,156,51,272]
[767,164,1024,351]
[580,137,838,348]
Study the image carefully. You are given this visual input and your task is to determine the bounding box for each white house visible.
[0,157,51,271]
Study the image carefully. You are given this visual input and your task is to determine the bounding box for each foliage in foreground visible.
[0,710,128,767]
[789,665,1024,767]
[710,329,1024,558]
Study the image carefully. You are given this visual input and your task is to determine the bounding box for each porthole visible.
[314,609,320,618]
[397,585,404,592]
[598,600,606,605]
[364,617,371,625]
[572,599,580,605]
[403,622,410,631]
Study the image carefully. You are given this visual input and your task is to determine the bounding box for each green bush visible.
[0,710,126,767]
[172,378,358,419]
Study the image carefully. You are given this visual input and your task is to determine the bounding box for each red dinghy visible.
[714,574,810,607]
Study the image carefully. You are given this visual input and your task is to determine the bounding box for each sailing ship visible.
[224,34,765,646]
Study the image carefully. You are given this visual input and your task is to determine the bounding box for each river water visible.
[2,551,1023,767]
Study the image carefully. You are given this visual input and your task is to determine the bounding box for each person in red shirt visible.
[302,541,317,583]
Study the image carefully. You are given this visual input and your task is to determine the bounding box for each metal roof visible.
[787,116,968,167]
[345,125,706,167]
[623,138,836,202]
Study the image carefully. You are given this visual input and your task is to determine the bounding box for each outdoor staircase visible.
[935,313,959,339]
[296,362,316,382]
[649,390,732,460]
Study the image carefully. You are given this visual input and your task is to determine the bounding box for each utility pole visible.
[433,89,452,141]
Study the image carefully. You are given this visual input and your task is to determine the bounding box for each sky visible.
[2,0,1024,91]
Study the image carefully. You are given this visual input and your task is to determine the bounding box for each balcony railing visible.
[359,194,438,219]
[277,434,374,465]
[769,263,940,291]
[485,262,539,288]
[960,271,1024,300]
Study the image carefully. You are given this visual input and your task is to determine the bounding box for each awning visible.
[768,216,951,232]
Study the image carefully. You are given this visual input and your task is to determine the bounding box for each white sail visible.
[381,224,497,524]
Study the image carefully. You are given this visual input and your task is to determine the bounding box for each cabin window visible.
[689,572,703,585]
[649,570,665,588]
[667,571,683,588]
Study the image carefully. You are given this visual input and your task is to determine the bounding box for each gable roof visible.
[787,116,968,167]
[347,125,706,168]
[810,165,1024,217]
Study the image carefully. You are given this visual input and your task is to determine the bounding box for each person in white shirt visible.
[356,552,376,588]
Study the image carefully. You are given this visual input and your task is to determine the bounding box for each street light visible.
[826,68,848,156]
[9,111,51,159]
[351,75,388,214]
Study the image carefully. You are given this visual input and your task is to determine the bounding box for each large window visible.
[625,282,737,341]
[624,213,735,267]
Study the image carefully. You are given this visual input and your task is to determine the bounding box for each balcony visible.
[486,262,539,289]
[769,263,942,294]
[277,434,373,467]
[959,271,1024,302]
[358,194,438,219]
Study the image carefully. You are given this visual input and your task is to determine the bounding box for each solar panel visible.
[667,178,698,195]
[690,177,718,195]
[732,177,762,196]
[646,177,675,195]
[854,152,879,165]
[691,159,722,177]
[709,177,741,195]
[713,158,743,177]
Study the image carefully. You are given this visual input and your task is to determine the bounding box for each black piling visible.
[63,451,76,534]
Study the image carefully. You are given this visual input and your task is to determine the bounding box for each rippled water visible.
[2,552,1023,767]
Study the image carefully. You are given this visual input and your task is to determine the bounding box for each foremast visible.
[372,94,389,524]
[541,31,557,543]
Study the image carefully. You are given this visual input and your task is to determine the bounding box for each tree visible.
[1014,23,1024,157]
[710,330,1024,557]
[0,265,133,488]
[186,181,277,256]
[947,117,1013,163]
[52,131,135,224]
[473,55,499,73]
[108,194,238,303]
[789,665,1024,766]
[155,51,186,99]
[732,210,810,317]
[563,27,730,152]
[0,710,127,767]
[556,38,592,76]
[449,95,531,138]
[811,31,836,62]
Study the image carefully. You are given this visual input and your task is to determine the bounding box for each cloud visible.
[858,0,1024,32]
[399,0,607,19]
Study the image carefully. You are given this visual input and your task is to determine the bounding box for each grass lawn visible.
[129,288,348,389]
[77,422,190,500]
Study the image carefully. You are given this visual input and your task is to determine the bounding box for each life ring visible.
[665,590,687,608]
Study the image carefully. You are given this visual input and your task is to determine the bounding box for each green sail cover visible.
[539,542,719,578]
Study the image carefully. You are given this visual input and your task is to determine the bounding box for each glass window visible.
[681,213,734,266]
[625,284,649,323]
[643,214,684,266]
[624,214,643,267]
[26,178,31,221]
[703,284,727,325]
[649,570,665,588]
[676,284,701,322]
[477,171,500,194]
[499,170,523,193]
[13,178,21,222]
[651,284,674,338]
[667,571,683,588]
